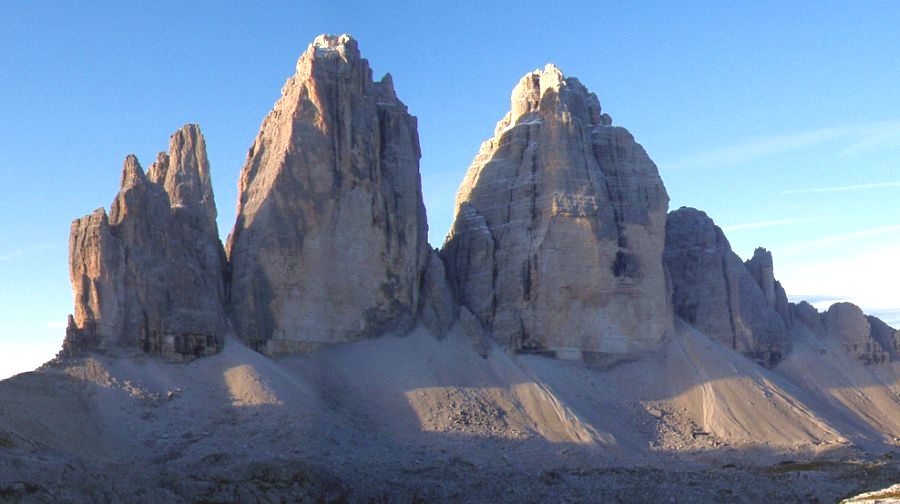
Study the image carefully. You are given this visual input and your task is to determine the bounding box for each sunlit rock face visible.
[663,207,789,366]
[226,34,429,354]
[65,125,227,360]
[442,65,673,358]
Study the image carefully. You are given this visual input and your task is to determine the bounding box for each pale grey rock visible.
[226,34,429,353]
[663,207,789,366]
[419,249,457,338]
[792,301,896,363]
[792,301,825,334]
[442,65,673,357]
[64,125,227,359]
[441,203,495,325]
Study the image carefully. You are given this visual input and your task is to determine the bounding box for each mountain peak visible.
[503,64,608,134]
[228,32,428,354]
[303,33,361,66]
[119,154,145,190]
[444,65,670,355]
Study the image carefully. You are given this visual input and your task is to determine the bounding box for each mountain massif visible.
[2,34,898,502]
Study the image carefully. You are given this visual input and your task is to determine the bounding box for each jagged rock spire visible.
[65,124,227,359]
[227,34,429,354]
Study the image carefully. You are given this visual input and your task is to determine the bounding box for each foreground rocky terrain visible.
[2,34,898,502]
[1,326,898,502]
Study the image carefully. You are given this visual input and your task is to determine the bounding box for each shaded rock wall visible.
[663,207,789,366]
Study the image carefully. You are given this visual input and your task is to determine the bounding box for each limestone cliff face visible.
[65,125,227,359]
[442,65,672,357]
[663,208,789,366]
[226,34,429,354]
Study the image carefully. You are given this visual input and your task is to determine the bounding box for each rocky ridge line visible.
[61,34,897,368]
[665,206,897,366]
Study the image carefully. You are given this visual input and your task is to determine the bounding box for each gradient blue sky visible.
[2,1,899,378]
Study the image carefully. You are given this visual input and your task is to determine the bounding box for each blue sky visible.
[2,1,899,378]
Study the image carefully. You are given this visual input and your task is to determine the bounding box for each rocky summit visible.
[442,65,672,358]
[65,124,227,360]
[226,34,429,354]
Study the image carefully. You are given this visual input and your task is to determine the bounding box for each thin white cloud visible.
[778,245,900,322]
[783,180,900,195]
[782,224,900,252]
[722,217,828,233]
[0,250,26,262]
[0,244,52,262]
[839,122,900,155]
[46,321,68,330]
[668,121,900,170]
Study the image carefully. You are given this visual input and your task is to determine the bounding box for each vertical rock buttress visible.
[226,35,429,354]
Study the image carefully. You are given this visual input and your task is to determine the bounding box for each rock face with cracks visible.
[442,65,673,358]
[663,207,790,366]
[65,124,227,360]
[226,34,429,354]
